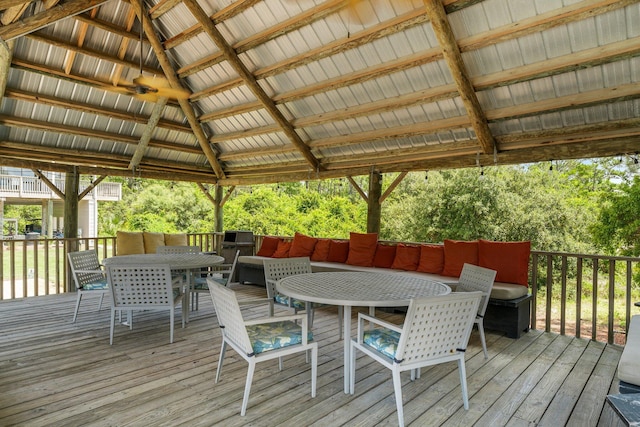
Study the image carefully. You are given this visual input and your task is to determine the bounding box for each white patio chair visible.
[207,279,317,416]
[106,264,185,344]
[263,256,343,333]
[191,249,240,310]
[456,263,497,359]
[263,257,312,317]
[68,250,109,323]
[350,292,482,427]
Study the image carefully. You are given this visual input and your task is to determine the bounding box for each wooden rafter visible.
[0,0,110,41]
[181,0,322,172]
[128,0,225,179]
[129,97,168,170]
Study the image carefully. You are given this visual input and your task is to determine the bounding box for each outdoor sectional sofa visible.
[237,232,533,339]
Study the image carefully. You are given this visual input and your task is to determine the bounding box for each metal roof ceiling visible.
[0,0,639,185]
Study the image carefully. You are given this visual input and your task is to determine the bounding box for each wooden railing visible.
[1,234,639,345]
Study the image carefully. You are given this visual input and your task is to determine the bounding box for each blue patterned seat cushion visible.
[80,278,108,290]
[273,294,306,309]
[246,321,313,354]
[193,276,227,290]
[363,328,401,360]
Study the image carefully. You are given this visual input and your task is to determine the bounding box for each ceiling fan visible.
[112,1,190,103]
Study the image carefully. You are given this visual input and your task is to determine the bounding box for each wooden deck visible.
[0,284,626,427]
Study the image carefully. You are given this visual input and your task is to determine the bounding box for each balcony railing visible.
[0,174,121,201]
[1,234,638,346]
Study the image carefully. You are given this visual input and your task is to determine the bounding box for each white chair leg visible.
[215,341,227,383]
[338,306,343,339]
[73,292,82,323]
[241,360,256,416]
[310,345,318,397]
[97,293,105,311]
[478,319,488,359]
[349,341,356,394]
[279,356,284,371]
[109,308,115,345]
[169,309,174,344]
[392,368,405,427]
[458,358,470,410]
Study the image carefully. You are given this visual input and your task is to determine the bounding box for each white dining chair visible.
[106,264,185,344]
[68,249,109,323]
[207,279,317,416]
[350,292,482,427]
[456,263,497,359]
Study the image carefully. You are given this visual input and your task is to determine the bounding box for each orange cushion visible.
[346,232,378,267]
[143,232,165,254]
[373,243,397,268]
[416,244,444,274]
[271,240,291,258]
[289,232,318,257]
[256,236,281,257]
[390,244,421,271]
[478,239,531,286]
[311,239,331,261]
[327,240,349,263]
[441,239,478,277]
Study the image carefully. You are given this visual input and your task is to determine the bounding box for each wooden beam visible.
[32,169,65,200]
[129,0,225,179]
[423,0,494,155]
[0,0,111,41]
[4,88,191,133]
[129,97,168,169]
[379,171,408,204]
[0,114,201,154]
[64,7,98,75]
[182,0,322,172]
[79,175,106,200]
[0,39,12,100]
[347,176,367,203]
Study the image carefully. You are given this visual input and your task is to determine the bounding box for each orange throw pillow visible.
[327,240,349,263]
[271,240,291,258]
[311,239,331,261]
[346,232,378,267]
[390,244,421,271]
[416,244,444,274]
[289,232,318,257]
[256,236,281,257]
[441,239,479,277]
[478,239,531,286]
[373,243,397,268]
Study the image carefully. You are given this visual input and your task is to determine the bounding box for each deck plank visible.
[0,284,624,427]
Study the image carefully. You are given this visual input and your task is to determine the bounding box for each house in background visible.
[0,168,121,239]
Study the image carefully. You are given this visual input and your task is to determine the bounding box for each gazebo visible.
[0,0,638,233]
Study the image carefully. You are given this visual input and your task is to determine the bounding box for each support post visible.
[367,171,382,234]
[214,184,223,233]
[64,168,80,291]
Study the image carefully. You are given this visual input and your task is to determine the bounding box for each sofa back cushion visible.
[373,243,397,268]
[272,240,292,258]
[256,236,281,257]
[164,233,188,246]
[143,232,165,254]
[390,244,421,271]
[416,244,444,274]
[346,232,378,267]
[289,232,318,257]
[478,239,531,286]
[327,240,349,263]
[116,231,145,255]
[441,239,479,277]
[311,239,331,261]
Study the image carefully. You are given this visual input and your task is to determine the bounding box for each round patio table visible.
[277,271,451,393]
[103,253,224,322]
